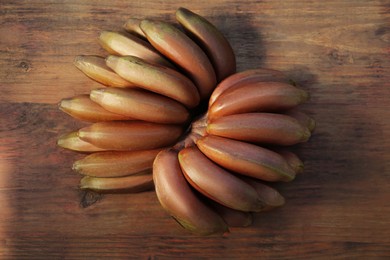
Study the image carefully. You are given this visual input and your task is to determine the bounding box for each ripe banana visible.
[90,87,190,124]
[209,68,288,106]
[73,149,162,177]
[175,7,236,82]
[140,19,217,100]
[98,31,173,68]
[106,55,200,108]
[207,112,311,145]
[80,172,154,193]
[58,8,315,235]
[196,135,296,182]
[153,149,228,235]
[178,146,265,212]
[284,110,316,132]
[57,131,106,152]
[240,177,285,210]
[209,81,309,120]
[59,94,133,122]
[123,18,146,39]
[208,201,253,227]
[77,121,183,151]
[73,55,135,87]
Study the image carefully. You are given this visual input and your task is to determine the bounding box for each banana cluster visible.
[57,7,314,235]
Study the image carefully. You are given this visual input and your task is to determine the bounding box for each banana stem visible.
[173,112,208,150]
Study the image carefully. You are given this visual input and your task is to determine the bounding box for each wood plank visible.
[1,0,390,258]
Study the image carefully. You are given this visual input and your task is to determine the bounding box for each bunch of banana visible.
[58,7,314,235]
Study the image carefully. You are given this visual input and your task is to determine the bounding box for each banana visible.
[77,121,183,151]
[98,31,173,68]
[90,87,190,124]
[208,81,309,120]
[207,113,311,145]
[209,68,288,106]
[274,149,304,174]
[208,201,253,227]
[123,18,146,39]
[59,94,133,122]
[178,146,265,212]
[240,177,285,210]
[140,19,217,100]
[57,131,106,152]
[153,149,228,235]
[80,172,154,193]
[106,55,200,108]
[73,149,162,177]
[74,55,135,87]
[175,7,236,82]
[284,110,316,132]
[196,135,296,182]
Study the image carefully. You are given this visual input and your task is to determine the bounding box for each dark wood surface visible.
[1,0,389,259]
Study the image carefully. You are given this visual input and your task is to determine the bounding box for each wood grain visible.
[1,0,390,258]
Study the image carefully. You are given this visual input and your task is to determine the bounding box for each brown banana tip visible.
[274,195,286,207]
[301,128,312,142]
[285,174,296,182]
[308,118,316,132]
[301,90,310,102]
[296,164,304,174]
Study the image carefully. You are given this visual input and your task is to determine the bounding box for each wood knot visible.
[17,61,31,72]
[327,49,354,65]
[80,190,103,208]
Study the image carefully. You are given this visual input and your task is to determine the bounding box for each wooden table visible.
[1,0,389,258]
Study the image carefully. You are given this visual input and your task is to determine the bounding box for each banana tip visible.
[139,19,153,32]
[89,88,105,102]
[105,55,120,68]
[308,118,316,132]
[56,137,65,148]
[72,161,80,172]
[73,56,86,70]
[98,30,110,39]
[58,98,71,112]
[301,128,311,142]
[301,90,310,102]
